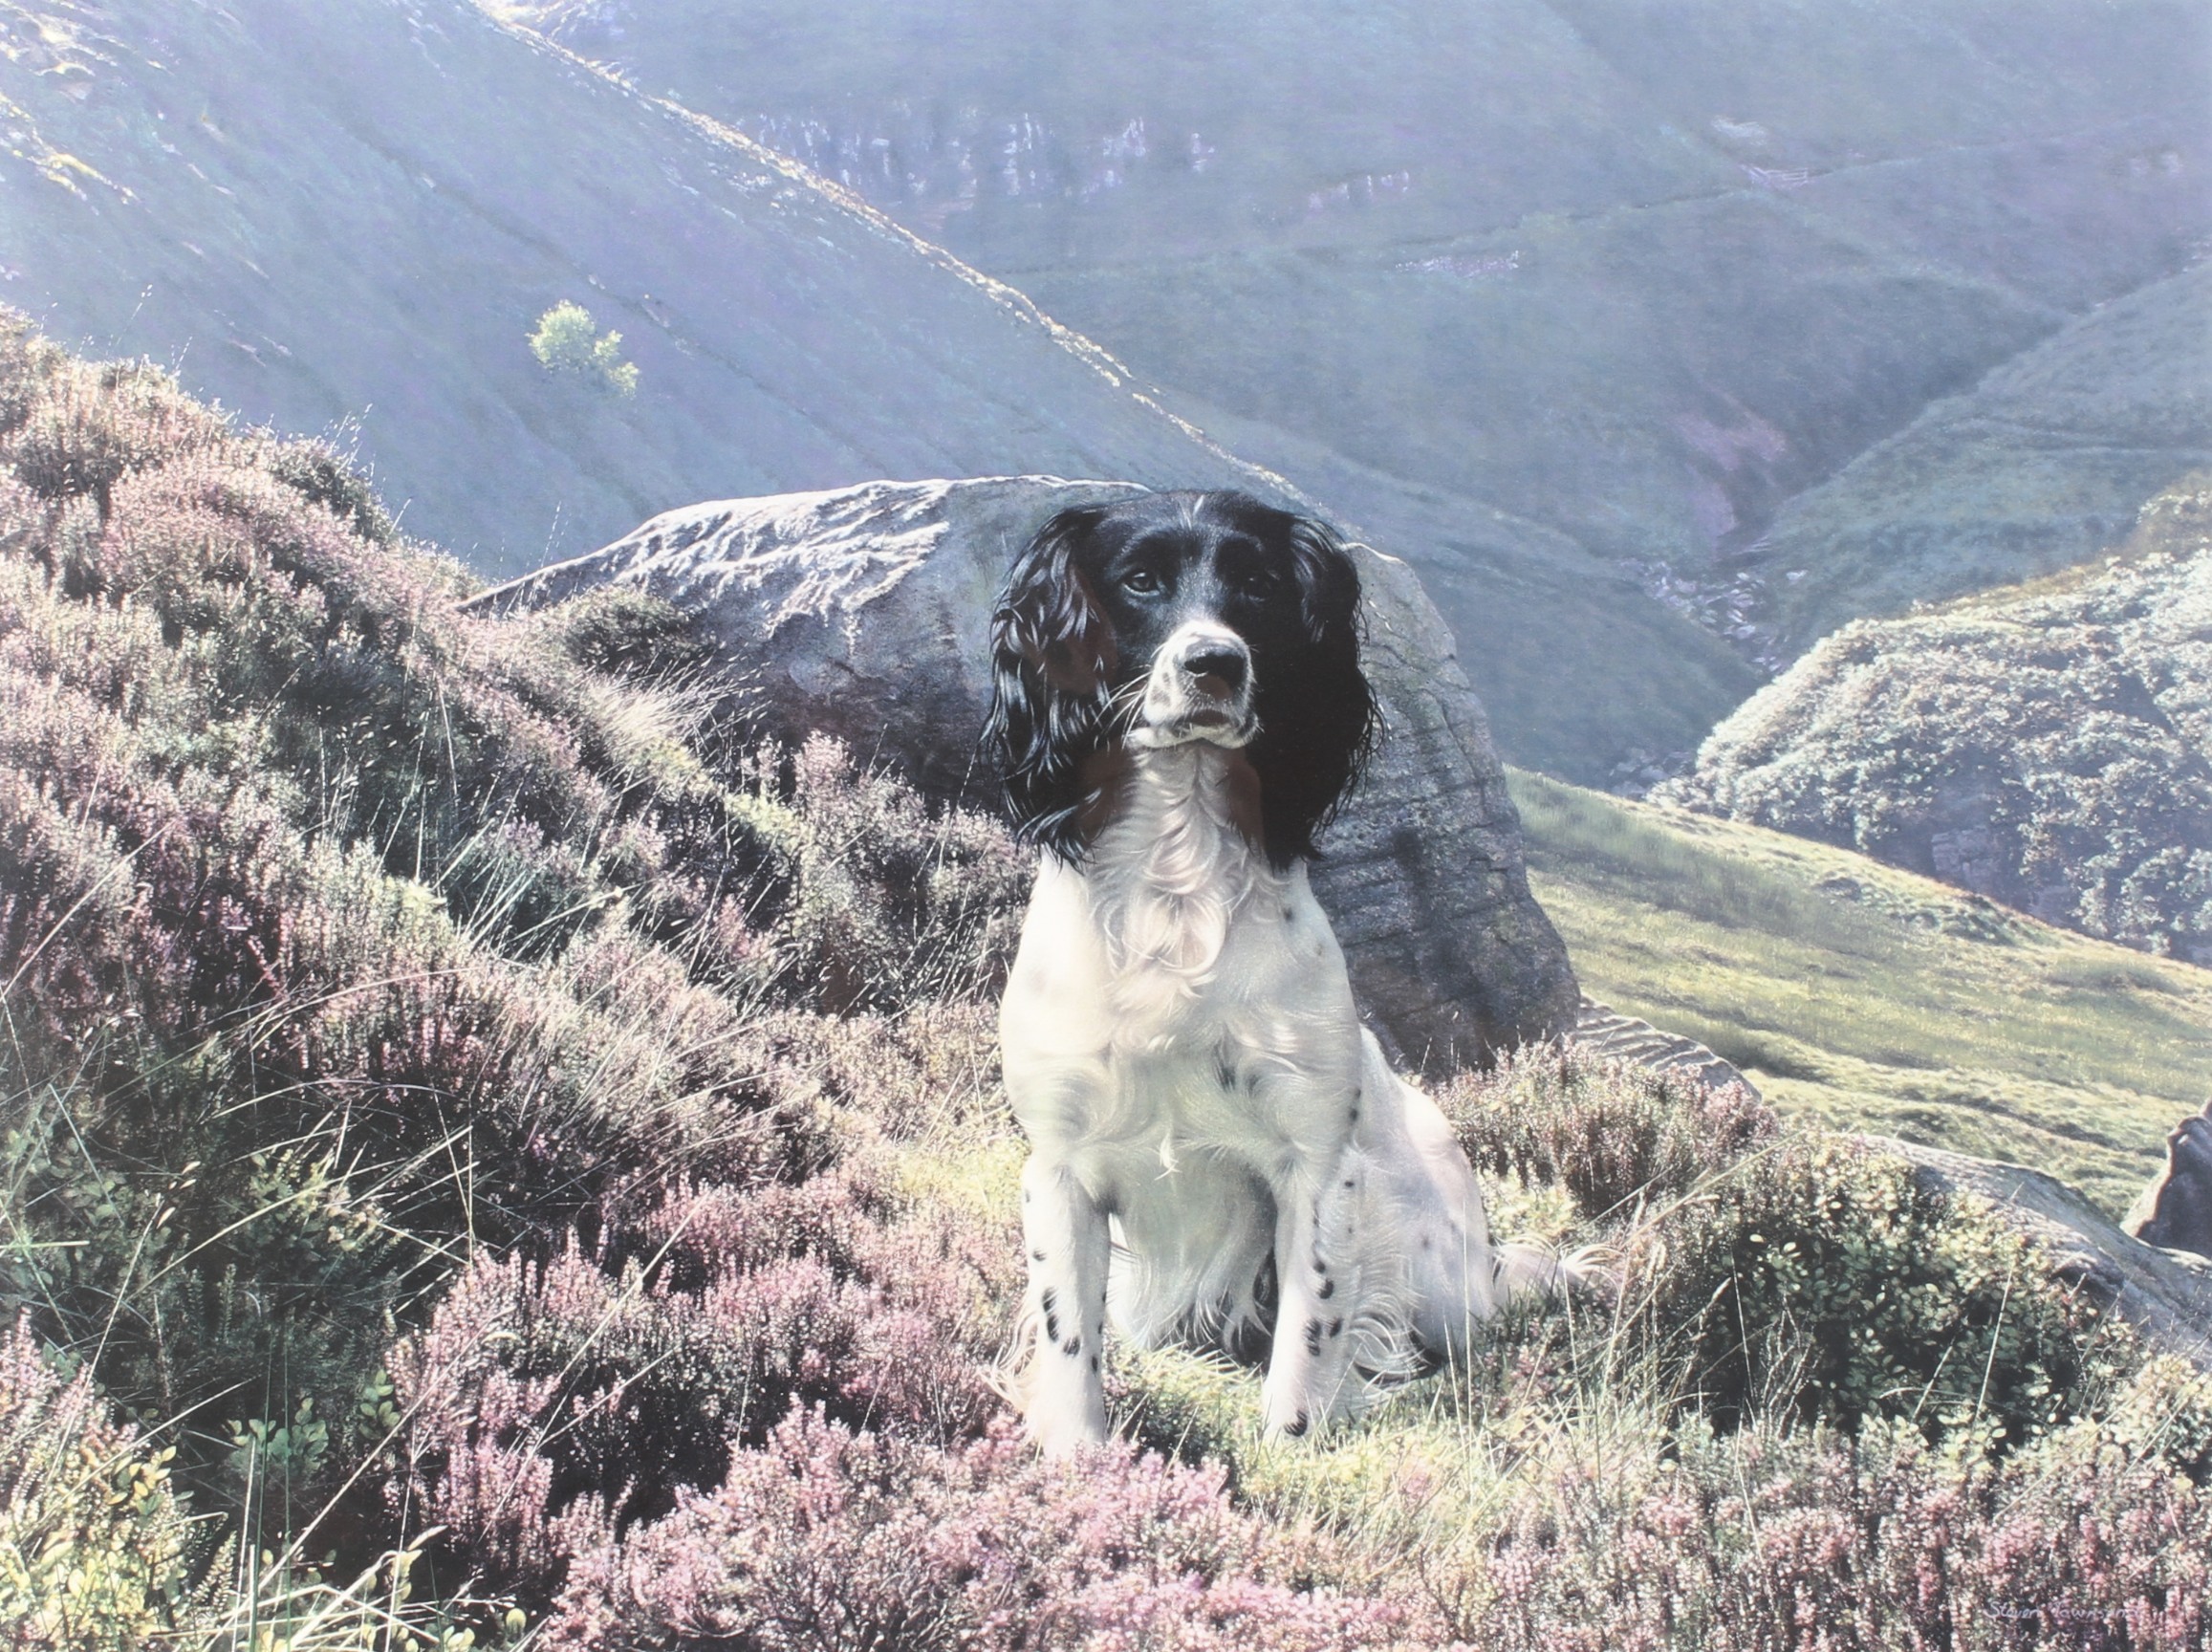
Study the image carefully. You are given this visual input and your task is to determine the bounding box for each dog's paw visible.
[1025,1397,1111,1455]
[1259,1374,1320,1443]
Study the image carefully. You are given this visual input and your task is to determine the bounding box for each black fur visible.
[982,490,1378,871]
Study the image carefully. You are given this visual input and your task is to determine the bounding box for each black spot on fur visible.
[1217,1061,1237,1091]
[1304,1317,1323,1356]
[1342,1178,1355,1189]
[1328,1317,1343,1338]
[1312,1256,1328,1274]
[1317,1277,1334,1300]
[1285,1410,1310,1439]
[1420,1236,1433,1251]
[1091,1354,1100,1373]
[1041,1288,1061,1344]
[1282,906,1294,922]
[1030,1250,1046,1263]
[1063,1336,1083,1358]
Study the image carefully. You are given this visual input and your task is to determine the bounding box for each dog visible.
[983,489,1572,1452]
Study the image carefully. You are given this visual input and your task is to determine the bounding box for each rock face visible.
[1878,1137,2212,1373]
[2126,1100,2212,1261]
[468,476,1581,1069]
[1570,998,1759,1098]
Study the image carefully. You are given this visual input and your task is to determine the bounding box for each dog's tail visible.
[1494,1239,1619,1304]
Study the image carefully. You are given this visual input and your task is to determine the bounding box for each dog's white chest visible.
[999,748,1361,1166]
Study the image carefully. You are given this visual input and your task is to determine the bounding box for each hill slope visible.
[1747,269,2212,655]
[0,0,1269,575]
[1514,769,2212,1218]
[523,0,2212,626]
[6,325,2207,1649]
[0,0,1763,778]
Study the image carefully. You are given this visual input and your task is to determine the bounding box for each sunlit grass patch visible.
[1512,768,2212,1214]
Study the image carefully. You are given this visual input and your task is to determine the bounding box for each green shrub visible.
[0,1316,217,1650]
[1629,1131,2135,1447]
[1447,1046,2143,1451]
[527,301,639,398]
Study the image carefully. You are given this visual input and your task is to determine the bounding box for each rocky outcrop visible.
[1570,997,1759,1098]
[2125,1100,2212,1260]
[1658,480,2212,959]
[1878,1136,2212,1373]
[468,475,1580,1070]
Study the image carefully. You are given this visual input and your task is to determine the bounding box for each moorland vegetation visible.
[1659,475,2212,970]
[1,320,2207,1649]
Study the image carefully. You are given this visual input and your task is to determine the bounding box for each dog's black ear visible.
[983,505,1118,859]
[1247,514,1377,869]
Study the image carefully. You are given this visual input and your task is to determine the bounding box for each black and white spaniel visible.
[984,489,1570,1452]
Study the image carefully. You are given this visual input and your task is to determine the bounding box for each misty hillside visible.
[0,0,1263,573]
[519,0,2212,624]
[0,0,1762,781]
[1748,266,2212,655]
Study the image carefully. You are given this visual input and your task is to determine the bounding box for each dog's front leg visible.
[1016,1153,1112,1454]
[1260,1147,1365,1441]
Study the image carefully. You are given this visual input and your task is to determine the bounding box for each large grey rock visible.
[467,476,1580,1069]
[1876,1136,2212,1373]
[2124,1100,2212,1260]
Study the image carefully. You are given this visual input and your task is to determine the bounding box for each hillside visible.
[1747,268,2212,656]
[4,316,2209,1651]
[1659,477,2212,968]
[0,0,1766,781]
[515,0,2212,646]
[1513,769,2212,1218]
[0,0,1265,575]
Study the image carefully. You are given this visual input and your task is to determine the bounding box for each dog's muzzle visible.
[1131,624,1257,748]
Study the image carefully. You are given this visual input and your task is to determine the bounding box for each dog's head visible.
[984,489,1377,870]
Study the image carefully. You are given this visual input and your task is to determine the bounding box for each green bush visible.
[1637,1133,2134,1446]
[1448,1046,2140,1449]
[527,301,639,397]
[0,1317,216,1650]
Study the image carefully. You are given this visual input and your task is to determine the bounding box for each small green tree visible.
[528,300,639,398]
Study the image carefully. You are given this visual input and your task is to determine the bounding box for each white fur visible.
[1002,732,1559,1452]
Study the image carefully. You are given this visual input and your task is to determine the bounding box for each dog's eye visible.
[1121,568,1162,595]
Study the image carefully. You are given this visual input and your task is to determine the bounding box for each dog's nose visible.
[1182,645,1248,694]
